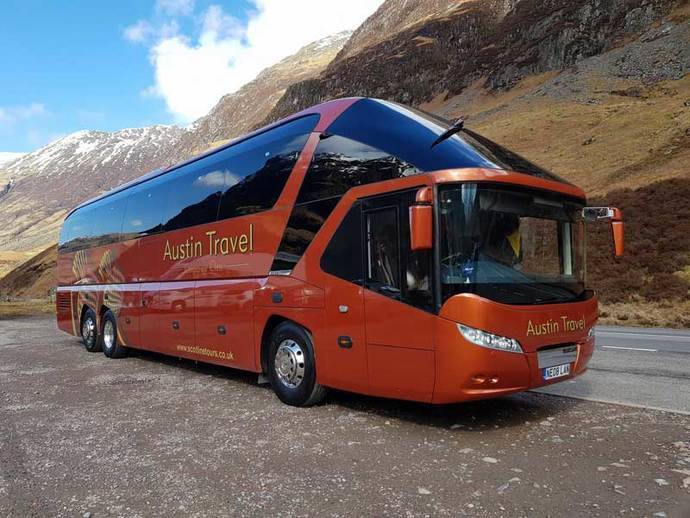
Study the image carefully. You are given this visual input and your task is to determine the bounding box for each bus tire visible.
[100,310,128,359]
[81,307,101,352]
[268,322,327,407]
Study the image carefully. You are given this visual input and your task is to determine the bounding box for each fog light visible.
[458,324,523,353]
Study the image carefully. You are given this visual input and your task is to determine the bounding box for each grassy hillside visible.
[588,179,690,327]
[0,244,56,300]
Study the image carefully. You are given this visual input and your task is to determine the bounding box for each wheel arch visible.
[260,315,313,374]
[79,303,93,327]
[99,304,111,319]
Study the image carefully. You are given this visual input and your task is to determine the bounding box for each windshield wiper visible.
[430,118,465,149]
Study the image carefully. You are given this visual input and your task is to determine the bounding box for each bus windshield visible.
[438,184,586,305]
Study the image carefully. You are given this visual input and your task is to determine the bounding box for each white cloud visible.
[195,169,241,188]
[201,4,243,39]
[124,20,154,43]
[0,103,47,127]
[143,0,384,123]
[124,19,179,44]
[156,0,195,16]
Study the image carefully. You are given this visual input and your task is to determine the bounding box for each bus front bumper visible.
[432,317,595,404]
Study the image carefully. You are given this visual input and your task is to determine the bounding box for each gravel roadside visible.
[1,316,689,517]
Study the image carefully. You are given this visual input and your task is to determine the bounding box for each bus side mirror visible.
[410,187,433,251]
[583,207,624,257]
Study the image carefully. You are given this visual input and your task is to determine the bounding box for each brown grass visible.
[469,75,690,196]
[0,244,56,299]
[586,178,690,327]
[599,299,690,328]
[0,250,39,278]
[0,299,54,319]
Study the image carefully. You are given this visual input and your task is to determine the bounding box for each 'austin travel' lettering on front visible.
[163,224,254,261]
[526,316,586,336]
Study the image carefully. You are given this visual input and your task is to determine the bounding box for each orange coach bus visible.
[56,98,623,406]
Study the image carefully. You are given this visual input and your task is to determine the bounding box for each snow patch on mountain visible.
[5,125,184,180]
[0,152,26,168]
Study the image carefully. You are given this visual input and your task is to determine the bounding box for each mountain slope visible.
[0,152,25,168]
[0,125,185,271]
[431,15,690,194]
[333,0,520,62]
[0,244,56,300]
[266,0,682,122]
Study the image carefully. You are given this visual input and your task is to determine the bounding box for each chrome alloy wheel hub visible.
[274,339,305,388]
[103,320,115,350]
[82,317,96,344]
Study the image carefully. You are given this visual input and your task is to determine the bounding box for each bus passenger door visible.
[362,192,436,402]
[319,202,369,394]
[194,279,256,370]
[322,280,368,394]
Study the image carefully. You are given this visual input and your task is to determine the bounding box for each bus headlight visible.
[457,324,523,353]
[587,327,595,340]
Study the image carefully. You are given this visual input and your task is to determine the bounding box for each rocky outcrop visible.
[265,0,681,123]
[0,179,14,199]
[334,0,478,62]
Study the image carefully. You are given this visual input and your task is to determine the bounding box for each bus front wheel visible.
[100,310,128,359]
[268,322,327,407]
[81,308,101,352]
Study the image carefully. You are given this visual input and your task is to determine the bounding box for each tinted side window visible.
[272,134,416,273]
[217,115,318,220]
[121,178,170,239]
[365,207,401,300]
[161,163,225,232]
[271,197,340,273]
[321,202,363,284]
[362,190,434,312]
[296,135,418,204]
[91,191,128,246]
[59,209,95,252]
[161,115,317,231]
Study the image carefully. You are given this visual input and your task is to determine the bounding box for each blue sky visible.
[0,0,382,154]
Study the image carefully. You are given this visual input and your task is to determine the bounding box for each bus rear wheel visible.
[81,308,101,352]
[100,310,128,359]
[268,322,327,407]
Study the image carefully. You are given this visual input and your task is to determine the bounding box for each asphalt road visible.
[537,326,690,414]
[1,316,689,517]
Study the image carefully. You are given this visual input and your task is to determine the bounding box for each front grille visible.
[537,342,577,352]
[537,343,578,369]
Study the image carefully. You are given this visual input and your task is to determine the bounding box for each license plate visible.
[542,363,570,380]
